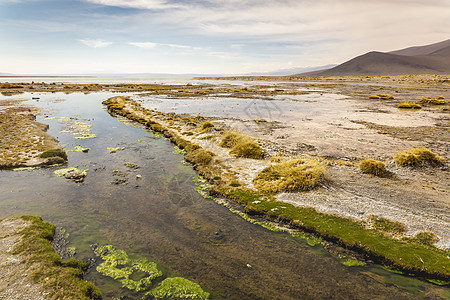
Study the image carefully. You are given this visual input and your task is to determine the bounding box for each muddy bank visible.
[0,216,100,299]
[0,100,66,168]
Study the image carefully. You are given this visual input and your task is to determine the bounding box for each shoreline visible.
[0,216,101,299]
[102,94,450,282]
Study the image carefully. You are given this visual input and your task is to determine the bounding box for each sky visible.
[0,0,449,75]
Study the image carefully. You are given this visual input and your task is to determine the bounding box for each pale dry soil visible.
[136,77,450,249]
[0,218,46,300]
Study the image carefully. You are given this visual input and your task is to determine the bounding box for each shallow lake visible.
[0,91,448,299]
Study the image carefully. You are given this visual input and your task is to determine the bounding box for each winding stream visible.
[0,90,448,299]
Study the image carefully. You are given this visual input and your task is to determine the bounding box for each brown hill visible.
[302,39,450,76]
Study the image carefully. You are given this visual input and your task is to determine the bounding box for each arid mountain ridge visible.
[300,39,450,76]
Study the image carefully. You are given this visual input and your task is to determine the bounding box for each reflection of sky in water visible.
[138,93,349,121]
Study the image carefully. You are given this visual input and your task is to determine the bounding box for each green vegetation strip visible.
[13,216,101,299]
[103,96,450,282]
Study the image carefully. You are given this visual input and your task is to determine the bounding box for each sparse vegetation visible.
[359,159,385,176]
[368,215,406,235]
[398,102,422,109]
[200,121,214,131]
[419,96,446,105]
[369,94,394,99]
[253,159,326,193]
[409,232,439,246]
[394,148,444,166]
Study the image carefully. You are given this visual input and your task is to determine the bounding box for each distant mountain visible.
[245,64,337,76]
[300,39,450,76]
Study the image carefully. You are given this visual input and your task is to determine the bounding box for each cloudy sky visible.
[0,0,449,75]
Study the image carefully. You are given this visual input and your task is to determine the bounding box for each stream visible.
[0,90,448,299]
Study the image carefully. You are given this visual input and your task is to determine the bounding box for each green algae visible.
[173,146,187,155]
[107,147,126,152]
[93,245,209,297]
[146,277,210,299]
[74,134,97,139]
[54,167,88,177]
[12,166,39,171]
[67,146,90,153]
[94,245,162,292]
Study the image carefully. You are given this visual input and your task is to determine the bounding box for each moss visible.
[394,148,445,166]
[39,148,68,160]
[398,102,422,109]
[408,232,439,246]
[173,146,187,155]
[54,167,88,177]
[146,277,210,299]
[359,159,385,176]
[253,159,326,193]
[368,215,406,235]
[13,216,101,299]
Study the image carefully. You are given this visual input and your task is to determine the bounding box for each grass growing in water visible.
[253,159,326,193]
[359,159,386,176]
[394,148,444,166]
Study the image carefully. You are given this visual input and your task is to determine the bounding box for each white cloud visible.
[129,41,202,51]
[84,0,180,9]
[80,38,113,48]
[128,42,158,49]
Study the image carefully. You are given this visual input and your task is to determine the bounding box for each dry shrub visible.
[359,159,385,176]
[253,159,325,193]
[394,148,444,166]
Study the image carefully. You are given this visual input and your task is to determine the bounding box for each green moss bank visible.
[12,216,101,299]
[103,96,450,283]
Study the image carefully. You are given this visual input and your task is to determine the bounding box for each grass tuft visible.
[369,94,394,99]
[253,159,326,193]
[220,131,263,158]
[394,148,445,166]
[398,102,422,109]
[359,159,386,176]
[368,215,406,235]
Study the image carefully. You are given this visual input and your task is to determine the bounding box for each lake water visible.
[0,89,448,299]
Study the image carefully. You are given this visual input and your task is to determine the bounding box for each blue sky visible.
[0,0,449,75]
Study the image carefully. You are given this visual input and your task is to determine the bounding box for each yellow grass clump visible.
[419,97,446,105]
[359,159,386,176]
[253,159,326,193]
[219,132,263,159]
[398,102,421,109]
[369,94,394,100]
[394,148,444,166]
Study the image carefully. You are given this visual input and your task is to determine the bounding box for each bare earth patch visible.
[0,218,47,299]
